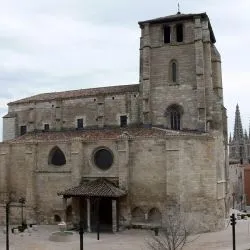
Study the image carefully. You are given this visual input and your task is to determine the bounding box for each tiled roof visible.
[58,178,126,198]
[138,12,208,24]
[8,84,139,105]
[229,158,241,165]
[2,112,16,118]
[9,127,207,143]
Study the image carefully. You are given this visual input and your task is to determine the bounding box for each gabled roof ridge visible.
[8,83,139,105]
[138,12,207,24]
[6,126,210,144]
[58,177,126,197]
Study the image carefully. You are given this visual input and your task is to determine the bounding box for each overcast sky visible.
[0,0,249,140]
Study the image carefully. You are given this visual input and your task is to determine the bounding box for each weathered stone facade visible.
[0,12,227,232]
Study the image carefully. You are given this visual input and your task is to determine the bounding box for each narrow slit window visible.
[44,124,49,131]
[172,62,177,82]
[120,116,128,127]
[77,118,84,129]
[176,24,183,42]
[20,125,27,136]
[164,25,171,43]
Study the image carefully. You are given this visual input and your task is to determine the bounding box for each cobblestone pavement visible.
[1,220,250,250]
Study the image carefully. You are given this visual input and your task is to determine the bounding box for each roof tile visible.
[8,84,139,105]
[8,127,207,143]
[58,178,126,198]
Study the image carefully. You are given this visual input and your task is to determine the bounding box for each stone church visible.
[0,12,228,233]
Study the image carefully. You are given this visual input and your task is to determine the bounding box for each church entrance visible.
[58,178,125,233]
[91,198,112,232]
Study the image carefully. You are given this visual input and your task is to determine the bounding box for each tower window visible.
[44,124,49,131]
[169,60,178,84]
[172,62,177,82]
[164,25,171,44]
[77,118,84,129]
[120,116,128,127]
[165,104,183,130]
[20,125,27,136]
[176,24,183,42]
[170,110,181,130]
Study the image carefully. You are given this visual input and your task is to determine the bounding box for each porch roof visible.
[57,178,126,198]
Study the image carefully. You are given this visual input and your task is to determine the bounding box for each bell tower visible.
[138,12,225,133]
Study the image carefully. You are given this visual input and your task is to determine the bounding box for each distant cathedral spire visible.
[244,129,248,140]
[233,104,243,141]
[249,121,250,140]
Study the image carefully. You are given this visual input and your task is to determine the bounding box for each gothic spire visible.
[229,132,232,143]
[249,121,250,141]
[233,104,243,141]
[244,129,248,141]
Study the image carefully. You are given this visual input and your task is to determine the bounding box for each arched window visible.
[169,60,178,84]
[48,146,66,166]
[171,109,180,130]
[172,62,177,82]
[165,104,183,130]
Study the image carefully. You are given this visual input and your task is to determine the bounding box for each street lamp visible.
[19,197,26,226]
[5,192,25,250]
[6,200,11,250]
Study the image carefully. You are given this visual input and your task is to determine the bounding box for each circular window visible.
[94,148,113,170]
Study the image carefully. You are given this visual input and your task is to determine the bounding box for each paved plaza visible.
[1,220,250,250]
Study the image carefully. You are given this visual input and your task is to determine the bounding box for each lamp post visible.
[19,197,26,226]
[79,198,84,250]
[232,193,235,209]
[4,193,26,250]
[230,213,236,250]
[6,201,10,250]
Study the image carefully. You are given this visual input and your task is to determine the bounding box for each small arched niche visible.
[131,207,145,223]
[48,146,66,166]
[148,208,162,224]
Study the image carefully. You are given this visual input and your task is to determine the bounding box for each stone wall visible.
[3,117,16,141]
[3,91,140,140]
[0,12,227,233]
[139,16,224,132]
[0,133,226,232]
